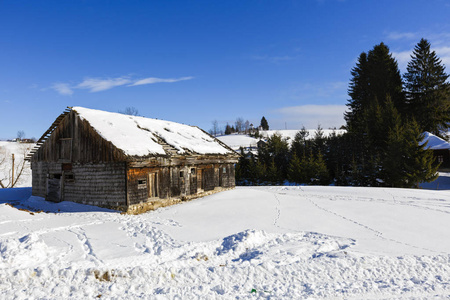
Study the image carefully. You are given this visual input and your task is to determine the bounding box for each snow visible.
[260,129,346,144]
[0,141,33,187]
[1,185,450,299]
[216,130,346,151]
[216,134,260,151]
[421,132,450,150]
[73,107,233,156]
[420,172,450,190]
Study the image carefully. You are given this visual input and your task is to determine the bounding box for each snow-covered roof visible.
[421,132,450,150]
[72,107,234,157]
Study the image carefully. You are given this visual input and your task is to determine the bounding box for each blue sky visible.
[1,0,450,140]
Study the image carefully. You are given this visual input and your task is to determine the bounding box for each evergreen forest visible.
[235,39,449,188]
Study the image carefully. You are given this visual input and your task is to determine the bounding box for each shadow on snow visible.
[0,187,118,214]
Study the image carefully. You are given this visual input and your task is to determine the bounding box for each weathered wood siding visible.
[30,109,238,211]
[32,111,126,164]
[218,163,235,188]
[31,162,62,198]
[31,161,127,208]
[126,163,236,206]
[64,162,127,208]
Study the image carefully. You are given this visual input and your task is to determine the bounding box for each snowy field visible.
[1,186,450,299]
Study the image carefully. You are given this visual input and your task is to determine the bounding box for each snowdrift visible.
[1,186,450,299]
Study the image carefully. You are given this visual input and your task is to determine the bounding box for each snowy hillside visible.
[1,186,450,299]
[260,129,346,144]
[216,134,260,151]
[216,129,345,151]
[0,141,33,188]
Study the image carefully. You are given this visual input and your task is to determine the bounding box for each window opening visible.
[65,174,74,182]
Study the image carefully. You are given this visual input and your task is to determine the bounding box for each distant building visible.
[27,107,239,213]
[422,132,450,170]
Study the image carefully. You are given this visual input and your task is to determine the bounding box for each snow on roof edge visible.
[421,132,450,150]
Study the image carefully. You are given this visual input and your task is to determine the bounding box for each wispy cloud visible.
[385,30,450,71]
[393,46,450,71]
[51,75,194,95]
[51,83,74,96]
[77,77,131,92]
[391,50,412,71]
[435,46,450,67]
[130,76,194,86]
[273,104,346,129]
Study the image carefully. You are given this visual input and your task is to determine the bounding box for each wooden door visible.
[189,168,197,195]
[148,172,158,198]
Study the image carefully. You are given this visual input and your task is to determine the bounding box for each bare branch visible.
[0,143,32,188]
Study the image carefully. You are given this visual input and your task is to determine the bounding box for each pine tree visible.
[303,151,317,185]
[291,127,309,158]
[287,153,303,183]
[267,159,280,184]
[235,148,249,183]
[254,159,267,184]
[265,133,290,180]
[345,43,405,133]
[367,43,405,114]
[381,119,439,187]
[313,151,330,185]
[313,124,326,154]
[344,42,408,187]
[404,38,450,136]
[345,52,369,132]
[402,120,439,187]
[225,124,232,135]
[260,116,269,130]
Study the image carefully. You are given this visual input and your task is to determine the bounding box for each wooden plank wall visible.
[64,162,127,208]
[126,163,236,206]
[31,161,127,208]
[30,110,238,210]
[31,162,62,198]
[32,111,126,163]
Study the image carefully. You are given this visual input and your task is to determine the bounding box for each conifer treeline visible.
[236,39,448,188]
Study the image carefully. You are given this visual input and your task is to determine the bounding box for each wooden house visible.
[26,107,239,213]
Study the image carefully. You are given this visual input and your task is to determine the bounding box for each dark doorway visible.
[189,168,197,195]
[47,174,62,202]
